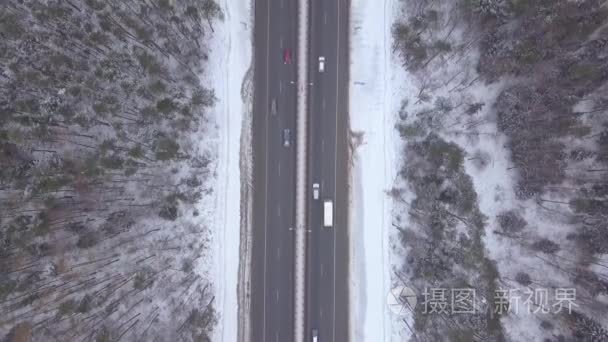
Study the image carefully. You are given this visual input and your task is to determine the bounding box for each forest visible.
[0,0,222,341]
[392,0,608,340]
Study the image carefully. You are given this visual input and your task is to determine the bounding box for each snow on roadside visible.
[207,0,252,341]
[349,0,412,340]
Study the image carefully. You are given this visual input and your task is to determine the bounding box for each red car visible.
[283,48,292,64]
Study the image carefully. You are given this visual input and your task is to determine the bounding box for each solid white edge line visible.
[262,0,271,340]
[332,0,341,341]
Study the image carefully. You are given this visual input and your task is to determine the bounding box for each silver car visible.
[283,129,291,147]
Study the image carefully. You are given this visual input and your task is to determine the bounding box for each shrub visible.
[58,299,77,316]
[569,198,608,216]
[77,295,93,313]
[158,203,178,221]
[100,155,124,170]
[395,121,427,138]
[156,98,178,115]
[423,134,464,172]
[0,280,17,301]
[496,210,527,234]
[133,269,155,290]
[76,231,99,249]
[95,326,113,342]
[514,272,532,286]
[531,238,560,254]
[466,102,485,115]
[154,137,180,161]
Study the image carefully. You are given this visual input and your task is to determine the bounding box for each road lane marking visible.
[332,1,341,341]
[280,36,284,49]
[321,139,325,153]
[321,263,324,277]
[322,98,326,110]
[278,205,281,217]
[278,161,281,176]
[276,289,280,303]
[262,2,270,341]
[277,246,281,258]
[324,12,327,25]
[279,81,283,94]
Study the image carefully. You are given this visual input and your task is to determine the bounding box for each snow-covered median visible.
[208,0,252,341]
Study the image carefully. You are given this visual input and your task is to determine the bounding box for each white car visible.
[283,129,291,147]
[313,183,320,200]
[318,56,325,73]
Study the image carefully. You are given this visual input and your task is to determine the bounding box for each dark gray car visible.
[271,99,277,116]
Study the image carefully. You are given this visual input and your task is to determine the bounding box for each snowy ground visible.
[350,0,608,340]
[349,0,412,340]
[207,0,252,341]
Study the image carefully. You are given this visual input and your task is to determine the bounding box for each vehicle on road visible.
[318,56,325,72]
[323,199,333,227]
[271,98,277,116]
[283,48,292,64]
[312,329,318,342]
[313,183,320,200]
[283,129,291,147]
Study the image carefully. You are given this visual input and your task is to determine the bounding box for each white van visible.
[323,200,333,227]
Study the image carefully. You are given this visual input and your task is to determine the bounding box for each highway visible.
[305,0,350,341]
[251,0,297,341]
[250,0,350,341]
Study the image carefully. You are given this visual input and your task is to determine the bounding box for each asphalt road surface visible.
[251,0,349,341]
[305,0,350,341]
[250,0,298,341]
